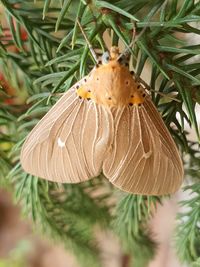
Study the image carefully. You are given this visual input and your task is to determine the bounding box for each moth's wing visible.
[20,85,113,183]
[103,98,183,195]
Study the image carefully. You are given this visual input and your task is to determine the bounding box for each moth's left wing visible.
[21,82,113,183]
[103,98,183,195]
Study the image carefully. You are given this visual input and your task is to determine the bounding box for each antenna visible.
[117,22,146,61]
[77,19,98,63]
[117,0,168,60]
[118,0,168,61]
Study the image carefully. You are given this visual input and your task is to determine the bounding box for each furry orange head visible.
[76,46,146,107]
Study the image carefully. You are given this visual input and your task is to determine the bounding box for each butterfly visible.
[20,46,183,195]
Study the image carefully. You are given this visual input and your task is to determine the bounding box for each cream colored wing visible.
[103,97,183,195]
[20,84,113,183]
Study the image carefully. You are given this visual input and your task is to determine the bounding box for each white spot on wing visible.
[58,137,65,148]
[144,151,152,159]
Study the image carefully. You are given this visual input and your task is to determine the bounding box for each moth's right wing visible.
[103,100,183,195]
[20,85,113,183]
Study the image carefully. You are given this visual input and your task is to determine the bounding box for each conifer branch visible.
[1,1,200,266]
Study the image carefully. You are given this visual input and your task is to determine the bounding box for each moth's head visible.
[99,46,130,67]
[78,46,145,107]
[81,46,143,107]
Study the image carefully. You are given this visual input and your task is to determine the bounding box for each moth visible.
[20,46,183,195]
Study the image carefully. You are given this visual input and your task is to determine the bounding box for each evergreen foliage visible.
[0,0,200,266]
